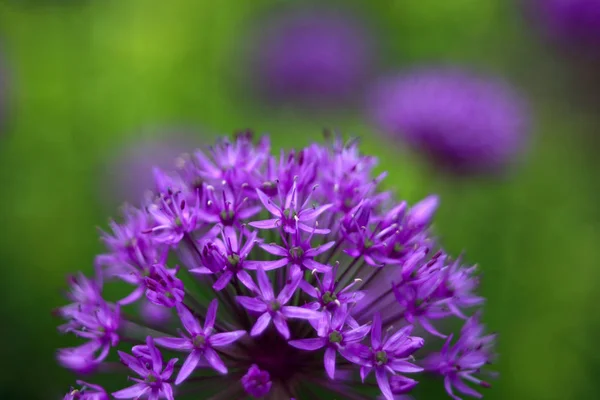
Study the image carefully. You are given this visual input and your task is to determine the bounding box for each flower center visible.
[328,330,343,344]
[288,247,304,261]
[364,238,374,249]
[193,335,206,348]
[145,372,158,384]
[394,243,404,253]
[269,300,281,312]
[375,350,388,365]
[174,217,183,227]
[220,209,235,223]
[228,254,241,268]
[322,291,337,305]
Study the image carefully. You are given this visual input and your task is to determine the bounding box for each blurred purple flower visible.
[251,7,373,107]
[102,130,202,206]
[533,0,600,48]
[368,68,529,175]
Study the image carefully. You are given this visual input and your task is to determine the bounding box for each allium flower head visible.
[369,68,529,174]
[532,0,600,49]
[250,6,373,107]
[101,130,201,206]
[56,132,496,399]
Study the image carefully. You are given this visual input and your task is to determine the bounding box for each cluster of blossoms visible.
[368,68,528,175]
[249,6,373,108]
[56,133,496,400]
[530,0,600,49]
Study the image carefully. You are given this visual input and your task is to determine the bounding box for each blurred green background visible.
[1,0,599,399]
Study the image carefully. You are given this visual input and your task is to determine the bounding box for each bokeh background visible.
[1,0,599,399]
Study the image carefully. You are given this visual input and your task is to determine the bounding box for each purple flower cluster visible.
[250,7,372,107]
[531,0,600,49]
[369,68,528,175]
[57,133,496,400]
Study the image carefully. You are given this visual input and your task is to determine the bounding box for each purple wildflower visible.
[242,364,272,398]
[64,381,108,400]
[146,189,199,245]
[252,221,334,273]
[113,336,178,400]
[196,183,262,227]
[250,6,373,107]
[190,226,258,291]
[299,263,365,312]
[250,180,332,234]
[237,267,321,339]
[55,133,496,399]
[155,300,246,384]
[289,305,371,379]
[346,314,424,400]
[531,0,600,49]
[368,68,529,174]
[143,264,185,308]
[101,131,199,206]
[422,315,496,400]
[57,298,120,373]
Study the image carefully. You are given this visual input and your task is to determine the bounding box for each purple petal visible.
[453,377,483,398]
[204,299,218,333]
[272,313,290,339]
[154,337,193,351]
[324,347,337,380]
[237,296,268,313]
[281,306,321,320]
[305,240,336,257]
[245,258,289,271]
[344,325,371,343]
[408,195,438,227]
[256,267,275,300]
[260,242,288,256]
[277,278,301,305]
[375,368,394,400]
[161,383,175,400]
[418,316,447,338]
[360,366,372,382]
[299,280,318,298]
[288,338,327,351]
[248,218,280,230]
[176,303,201,335]
[210,330,246,347]
[371,313,382,349]
[117,286,145,306]
[388,359,424,374]
[161,358,178,380]
[146,337,162,374]
[190,266,215,275]
[382,326,413,352]
[237,270,258,292]
[444,376,459,400]
[256,189,281,216]
[223,226,238,251]
[213,271,234,291]
[299,204,332,221]
[175,350,201,385]
[302,259,331,273]
[204,347,228,374]
[112,383,149,399]
[250,313,272,337]
[117,351,146,377]
[298,222,330,234]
